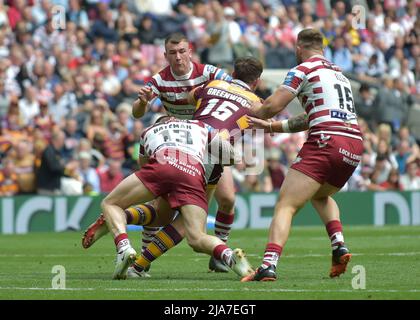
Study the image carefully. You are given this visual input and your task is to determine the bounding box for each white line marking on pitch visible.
[1,251,420,259]
[0,286,419,293]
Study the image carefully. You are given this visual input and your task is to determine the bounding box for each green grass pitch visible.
[0,226,419,300]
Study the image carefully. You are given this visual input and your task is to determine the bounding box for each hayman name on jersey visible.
[207,88,250,107]
[153,123,192,134]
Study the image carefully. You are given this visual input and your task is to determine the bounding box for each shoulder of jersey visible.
[155,65,172,80]
[206,79,230,89]
[297,57,341,73]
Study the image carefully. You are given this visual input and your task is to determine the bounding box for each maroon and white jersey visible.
[147,62,232,119]
[139,119,210,167]
[282,55,362,140]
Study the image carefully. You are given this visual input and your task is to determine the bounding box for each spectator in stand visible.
[36,129,78,195]
[374,78,411,133]
[325,36,353,73]
[0,0,417,195]
[205,1,234,69]
[10,140,36,194]
[394,139,415,174]
[370,138,398,170]
[379,168,403,191]
[400,161,420,191]
[77,151,101,194]
[0,158,19,196]
[63,117,84,161]
[86,106,108,146]
[372,154,393,185]
[354,84,376,130]
[103,118,127,162]
[98,159,124,193]
[18,86,40,126]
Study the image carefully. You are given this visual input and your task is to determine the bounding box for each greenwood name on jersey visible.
[193,79,261,136]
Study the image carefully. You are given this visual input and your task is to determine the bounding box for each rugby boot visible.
[330,244,352,278]
[113,246,137,280]
[126,265,151,279]
[209,256,229,273]
[241,264,277,282]
[230,248,254,277]
[82,213,109,249]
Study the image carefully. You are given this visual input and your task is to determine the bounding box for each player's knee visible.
[100,197,113,211]
[275,199,303,216]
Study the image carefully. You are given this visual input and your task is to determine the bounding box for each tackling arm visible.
[251,87,296,120]
[247,112,309,133]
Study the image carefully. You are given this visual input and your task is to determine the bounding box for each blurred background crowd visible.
[0,0,419,196]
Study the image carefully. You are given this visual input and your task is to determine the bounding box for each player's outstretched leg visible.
[127,222,184,279]
[242,169,322,282]
[82,204,159,249]
[181,204,254,278]
[100,174,155,279]
[210,168,236,273]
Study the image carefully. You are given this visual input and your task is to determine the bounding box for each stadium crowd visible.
[0,0,419,196]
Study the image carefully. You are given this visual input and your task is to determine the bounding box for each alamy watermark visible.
[351,265,366,289]
[51,5,66,30]
[351,5,367,30]
[151,128,266,176]
[51,265,66,289]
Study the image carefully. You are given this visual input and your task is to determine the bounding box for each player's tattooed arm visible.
[286,113,309,132]
[247,113,308,133]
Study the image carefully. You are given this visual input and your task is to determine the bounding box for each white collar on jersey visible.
[170,62,194,80]
[232,79,251,91]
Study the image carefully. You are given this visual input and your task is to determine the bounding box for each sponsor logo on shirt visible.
[283,71,295,86]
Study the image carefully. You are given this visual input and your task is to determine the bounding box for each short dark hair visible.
[165,33,189,47]
[233,56,263,84]
[297,28,324,50]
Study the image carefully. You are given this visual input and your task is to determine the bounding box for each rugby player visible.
[242,29,364,282]
[126,56,264,278]
[103,116,253,279]
[84,33,236,272]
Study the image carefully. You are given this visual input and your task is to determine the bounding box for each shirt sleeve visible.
[281,67,307,95]
[205,64,232,82]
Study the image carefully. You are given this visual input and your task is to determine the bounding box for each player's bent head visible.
[164,33,189,50]
[297,28,324,51]
[233,56,263,86]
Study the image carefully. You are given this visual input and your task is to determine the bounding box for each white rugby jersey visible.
[282,55,362,140]
[147,61,231,119]
[139,119,209,167]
